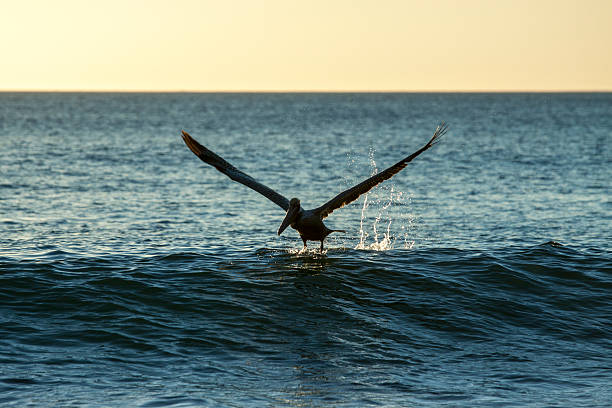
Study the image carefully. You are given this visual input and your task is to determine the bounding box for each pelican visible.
[182,123,448,252]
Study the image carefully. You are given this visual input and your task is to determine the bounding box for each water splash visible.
[353,149,414,251]
[357,194,370,248]
[355,188,411,251]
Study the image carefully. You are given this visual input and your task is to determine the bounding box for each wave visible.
[2,243,610,406]
[2,242,610,342]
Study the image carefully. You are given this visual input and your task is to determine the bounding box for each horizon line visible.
[1,88,612,94]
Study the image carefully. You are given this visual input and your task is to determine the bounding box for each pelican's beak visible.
[278,205,298,235]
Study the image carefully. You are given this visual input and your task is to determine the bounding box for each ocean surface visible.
[1,92,611,407]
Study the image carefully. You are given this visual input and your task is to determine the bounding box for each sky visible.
[1,0,611,91]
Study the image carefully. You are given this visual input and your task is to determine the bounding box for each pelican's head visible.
[278,198,301,235]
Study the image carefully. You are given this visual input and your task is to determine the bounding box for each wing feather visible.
[181,130,290,211]
[314,123,448,219]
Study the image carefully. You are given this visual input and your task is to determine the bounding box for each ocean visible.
[1,92,610,407]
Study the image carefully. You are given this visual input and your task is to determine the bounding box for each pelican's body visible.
[291,209,324,240]
[285,207,343,251]
[181,123,448,252]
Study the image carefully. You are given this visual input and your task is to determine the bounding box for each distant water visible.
[1,93,611,407]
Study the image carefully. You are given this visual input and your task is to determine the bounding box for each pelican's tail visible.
[324,228,346,238]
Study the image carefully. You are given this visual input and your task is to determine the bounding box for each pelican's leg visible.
[320,240,324,253]
[302,237,308,251]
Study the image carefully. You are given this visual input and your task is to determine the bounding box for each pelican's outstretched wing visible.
[314,123,448,219]
[182,131,290,211]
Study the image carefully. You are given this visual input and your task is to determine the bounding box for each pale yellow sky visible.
[1,0,610,91]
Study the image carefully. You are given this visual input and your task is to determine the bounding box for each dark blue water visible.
[1,93,611,407]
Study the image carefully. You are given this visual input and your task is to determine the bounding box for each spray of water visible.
[354,188,411,251]
[353,149,415,251]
